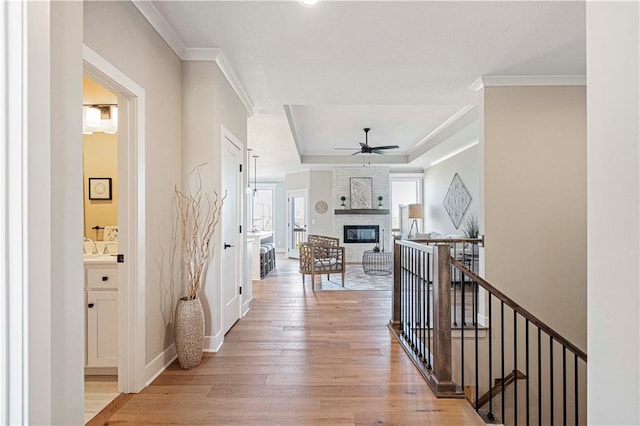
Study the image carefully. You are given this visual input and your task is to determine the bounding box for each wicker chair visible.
[299,238,345,288]
[307,234,340,247]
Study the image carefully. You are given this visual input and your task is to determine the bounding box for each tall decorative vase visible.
[174,297,205,369]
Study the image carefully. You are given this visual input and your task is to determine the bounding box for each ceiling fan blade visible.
[359,142,368,148]
[351,151,361,156]
[370,150,386,155]
[370,145,399,150]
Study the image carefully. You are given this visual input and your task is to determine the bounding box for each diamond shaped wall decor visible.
[443,173,471,229]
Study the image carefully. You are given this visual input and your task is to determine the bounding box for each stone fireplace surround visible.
[332,167,391,263]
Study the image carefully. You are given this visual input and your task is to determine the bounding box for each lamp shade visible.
[408,204,423,219]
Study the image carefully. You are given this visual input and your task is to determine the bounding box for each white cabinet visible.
[84,262,118,370]
[86,290,118,367]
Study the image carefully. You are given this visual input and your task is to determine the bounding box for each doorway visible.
[221,130,243,335]
[82,76,120,423]
[287,189,308,259]
[83,45,146,399]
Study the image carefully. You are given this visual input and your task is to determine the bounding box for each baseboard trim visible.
[144,343,177,386]
[204,331,224,352]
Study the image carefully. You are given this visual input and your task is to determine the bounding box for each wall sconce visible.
[408,203,423,236]
[83,104,118,135]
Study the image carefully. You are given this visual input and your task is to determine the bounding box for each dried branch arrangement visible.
[175,165,226,299]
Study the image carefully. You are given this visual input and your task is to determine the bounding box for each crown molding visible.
[408,105,478,163]
[132,1,254,116]
[132,0,186,58]
[470,75,586,91]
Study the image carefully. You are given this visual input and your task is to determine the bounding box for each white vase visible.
[174,297,205,369]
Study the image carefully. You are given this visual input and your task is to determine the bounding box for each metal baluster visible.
[461,263,465,391]
[487,293,494,421]
[453,244,457,327]
[501,301,505,423]
[563,346,567,426]
[574,354,578,426]
[411,248,415,350]
[427,251,432,369]
[538,328,542,426]
[514,310,518,425]
[550,337,554,426]
[475,269,479,413]
[421,251,426,364]
[526,319,530,426]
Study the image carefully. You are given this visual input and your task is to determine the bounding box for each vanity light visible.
[83,104,118,134]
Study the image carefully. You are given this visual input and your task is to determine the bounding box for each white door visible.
[221,134,242,335]
[287,190,308,259]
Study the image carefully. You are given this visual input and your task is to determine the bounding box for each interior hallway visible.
[102,256,483,424]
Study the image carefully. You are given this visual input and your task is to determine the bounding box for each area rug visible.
[268,255,392,291]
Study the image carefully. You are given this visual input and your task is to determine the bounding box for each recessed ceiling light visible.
[298,0,320,7]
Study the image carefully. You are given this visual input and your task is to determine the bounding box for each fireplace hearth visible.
[343,225,379,244]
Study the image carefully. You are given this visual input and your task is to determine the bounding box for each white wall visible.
[274,182,286,250]
[309,170,333,236]
[51,2,84,423]
[483,86,587,349]
[587,2,640,423]
[333,167,391,262]
[83,1,183,366]
[423,142,480,235]
[182,60,247,351]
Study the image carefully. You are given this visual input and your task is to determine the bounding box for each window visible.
[390,176,422,231]
[253,188,273,231]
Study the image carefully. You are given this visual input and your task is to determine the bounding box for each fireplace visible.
[343,225,379,244]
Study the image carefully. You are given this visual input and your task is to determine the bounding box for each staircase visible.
[389,238,587,425]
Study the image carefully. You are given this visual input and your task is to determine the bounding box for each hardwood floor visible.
[85,375,119,424]
[105,256,484,425]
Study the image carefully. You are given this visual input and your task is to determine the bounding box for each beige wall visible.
[84,1,183,365]
[182,60,248,349]
[587,2,640,422]
[83,132,118,239]
[483,86,586,348]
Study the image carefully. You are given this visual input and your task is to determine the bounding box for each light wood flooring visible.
[85,376,119,424]
[103,256,484,425]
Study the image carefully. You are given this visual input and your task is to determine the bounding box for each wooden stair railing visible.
[390,239,588,425]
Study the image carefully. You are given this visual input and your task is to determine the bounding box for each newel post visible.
[429,243,457,395]
[391,237,401,331]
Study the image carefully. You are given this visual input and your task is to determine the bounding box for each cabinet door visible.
[87,290,118,368]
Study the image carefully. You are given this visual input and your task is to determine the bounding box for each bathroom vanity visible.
[84,256,118,374]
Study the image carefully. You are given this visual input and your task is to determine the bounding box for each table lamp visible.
[408,204,423,236]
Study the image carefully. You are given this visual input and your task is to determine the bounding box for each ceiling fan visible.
[335,128,400,155]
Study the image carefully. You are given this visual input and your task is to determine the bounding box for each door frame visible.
[83,45,146,393]
[286,189,308,258]
[220,125,244,337]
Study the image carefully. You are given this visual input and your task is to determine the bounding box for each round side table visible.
[362,250,393,276]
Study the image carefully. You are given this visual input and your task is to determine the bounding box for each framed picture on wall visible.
[350,177,372,209]
[88,177,112,200]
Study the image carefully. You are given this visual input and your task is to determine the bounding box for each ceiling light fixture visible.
[83,104,118,135]
[298,0,320,7]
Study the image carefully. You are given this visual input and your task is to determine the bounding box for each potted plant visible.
[340,196,346,208]
[463,214,480,238]
[378,195,383,209]
[174,165,225,369]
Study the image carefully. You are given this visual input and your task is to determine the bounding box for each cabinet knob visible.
[88,303,95,308]
[102,276,109,281]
